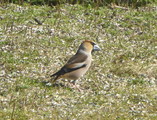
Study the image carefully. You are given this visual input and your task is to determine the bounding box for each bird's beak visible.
[93,44,101,51]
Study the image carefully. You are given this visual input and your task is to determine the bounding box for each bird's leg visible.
[70,80,83,92]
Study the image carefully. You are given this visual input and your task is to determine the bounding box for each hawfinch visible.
[50,40,101,84]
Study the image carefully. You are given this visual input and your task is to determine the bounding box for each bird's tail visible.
[50,72,60,83]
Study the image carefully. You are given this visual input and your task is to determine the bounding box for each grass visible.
[0,2,157,120]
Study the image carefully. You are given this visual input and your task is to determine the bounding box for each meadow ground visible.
[0,3,157,120]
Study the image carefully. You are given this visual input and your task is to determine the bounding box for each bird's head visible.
[78,40,101,53]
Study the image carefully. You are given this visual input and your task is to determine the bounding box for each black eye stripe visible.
[91,42,96,46]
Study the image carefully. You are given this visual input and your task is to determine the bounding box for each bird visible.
[50,40,101,86]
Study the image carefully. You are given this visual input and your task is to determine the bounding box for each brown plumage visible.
[50,40,101,83]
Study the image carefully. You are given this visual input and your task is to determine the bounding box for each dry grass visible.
[0,3,157,120]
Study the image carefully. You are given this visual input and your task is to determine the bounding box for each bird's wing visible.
[66,52,88,66]
[51,52,87,78]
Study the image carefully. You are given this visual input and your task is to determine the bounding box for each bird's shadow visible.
[41,81,65,87]
[41,81,73,91]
